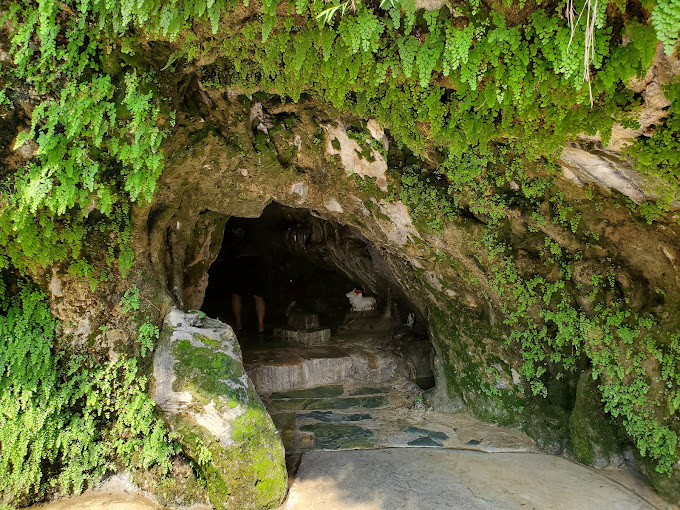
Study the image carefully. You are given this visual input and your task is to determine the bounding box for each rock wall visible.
[3,3,680,507]
[124,84,680,502]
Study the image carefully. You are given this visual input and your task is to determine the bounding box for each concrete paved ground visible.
[282,448,672,510]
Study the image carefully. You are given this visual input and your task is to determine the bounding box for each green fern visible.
[0,286,176,505]
[652,0,680,53]
[398,36,419,79]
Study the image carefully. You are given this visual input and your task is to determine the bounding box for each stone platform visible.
[243,314,431,394]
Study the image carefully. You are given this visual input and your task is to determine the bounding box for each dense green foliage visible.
[0,0,679,495]
[0,0,676,268]
[626,80,680,221]
[0,1,167,274]
[0,284,175,505]
[228,0,656,154]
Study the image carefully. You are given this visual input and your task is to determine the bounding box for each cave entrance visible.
[201,202,435,454]
[202,203,354,340]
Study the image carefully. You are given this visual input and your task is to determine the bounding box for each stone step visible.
[245,348,409,394]
[262,384,403,413]
[267,394,391,412]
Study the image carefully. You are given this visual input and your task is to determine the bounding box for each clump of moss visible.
[173,339,247,403]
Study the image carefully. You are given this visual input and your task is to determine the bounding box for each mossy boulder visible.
[568,370,624,468]
[153,309,287,510]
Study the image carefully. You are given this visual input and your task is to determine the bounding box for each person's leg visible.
[232,293,243,330]
[254,295,266,333]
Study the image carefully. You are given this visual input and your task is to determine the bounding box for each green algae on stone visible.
[408,436,443,447]
[569,370,623,467]
[270,412,297,450]
[156,310,287,510]
[131,463,210,509]
[269,385,344,399]
[403,427,449,441]
[174,403,287,510]
[639,454,680,506]
[300,423,375,450]
[428,305,525,427]
[522,403,570,454]
[172,339,247,403]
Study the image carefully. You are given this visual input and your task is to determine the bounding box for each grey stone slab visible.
[407,437,442,447]
[299,424,375,450]
[284,449,658,510]
[270,385,344,399]
[403,426,450,441]
[300,411,373,423]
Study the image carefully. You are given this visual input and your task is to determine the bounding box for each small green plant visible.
[121,285,141,313]
[120,286,160,357]
[196,439,213,466]
[399,168,456,234]
[139,322,160,357]
[651,0,680,53]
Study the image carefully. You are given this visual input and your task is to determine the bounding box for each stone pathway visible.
[265,384,537,454]
[243,313,471,456]
[28,448,673,510]
[283,448,672,510]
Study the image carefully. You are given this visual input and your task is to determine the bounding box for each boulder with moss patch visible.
[153,309,287,510]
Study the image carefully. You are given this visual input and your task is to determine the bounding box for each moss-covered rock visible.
[523,403,570,454]
[568,370,624,468]
[153,309,287,510]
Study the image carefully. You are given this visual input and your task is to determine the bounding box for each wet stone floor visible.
[262,383,537,454]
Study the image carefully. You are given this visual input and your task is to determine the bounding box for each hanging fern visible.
[652,0,680,53]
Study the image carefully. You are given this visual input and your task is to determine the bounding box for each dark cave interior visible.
[201,202,431,376]
[203,202,363,336]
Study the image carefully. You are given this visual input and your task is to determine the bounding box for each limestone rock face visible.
[559,144,653,204]
[153,309,287,510]
[322,122,388,191]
